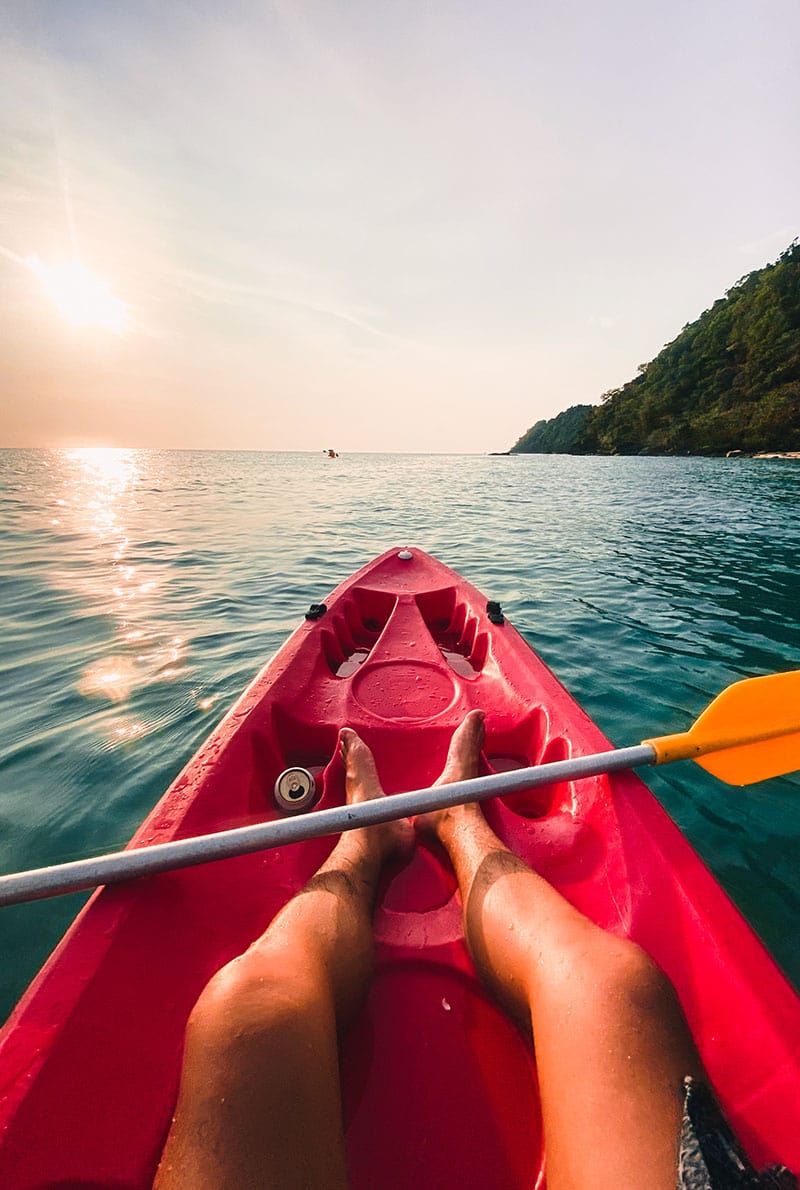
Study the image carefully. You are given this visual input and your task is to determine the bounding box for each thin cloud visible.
[2,2,800,451]
[164,265,404,343]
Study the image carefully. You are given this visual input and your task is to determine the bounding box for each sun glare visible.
[27,256,130,333]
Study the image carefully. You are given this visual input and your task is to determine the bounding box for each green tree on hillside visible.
[510,405,592,453]
[511,241,800,455]
[579,240,800,454]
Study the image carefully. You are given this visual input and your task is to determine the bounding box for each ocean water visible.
[1,447,799,1021]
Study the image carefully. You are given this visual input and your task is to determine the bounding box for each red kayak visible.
[0,547,798,1187]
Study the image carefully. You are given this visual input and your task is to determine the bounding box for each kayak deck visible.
[0,547,798,1187]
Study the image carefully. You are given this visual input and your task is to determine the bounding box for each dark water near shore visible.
[1,447,798,1020]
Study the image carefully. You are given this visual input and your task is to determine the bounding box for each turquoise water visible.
[1,448,799,1020]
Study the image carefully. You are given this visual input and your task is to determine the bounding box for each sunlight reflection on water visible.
[54,449,196,732]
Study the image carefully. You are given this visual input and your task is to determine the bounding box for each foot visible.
[415,710,486,843]
[338,729,414,862]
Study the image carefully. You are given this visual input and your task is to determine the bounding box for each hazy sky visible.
[1,0,798,453]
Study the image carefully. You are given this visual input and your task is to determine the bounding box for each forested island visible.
[511,241,800,455]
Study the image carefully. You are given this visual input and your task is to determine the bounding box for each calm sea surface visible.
[1,448,799,1020]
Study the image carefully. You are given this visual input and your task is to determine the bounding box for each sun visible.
[27,256,130,333]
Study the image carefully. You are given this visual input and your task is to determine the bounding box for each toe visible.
[338,728,384,800]
[338,726,359,758]
[439,710,485,781]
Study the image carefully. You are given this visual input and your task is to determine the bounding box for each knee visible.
[545,932,683,1024]
[582,937,690,1041]
[596,941,680,1016]
[187,954,326,1058]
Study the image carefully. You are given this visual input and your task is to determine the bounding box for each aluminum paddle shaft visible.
[0,745,655,907]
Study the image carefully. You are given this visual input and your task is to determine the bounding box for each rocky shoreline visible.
[726,450,800,460]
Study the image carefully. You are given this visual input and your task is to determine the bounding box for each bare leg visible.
[155,730,412,1190]
[418,711,704,1190]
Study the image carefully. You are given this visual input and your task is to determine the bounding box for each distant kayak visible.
[0,547,797,1188]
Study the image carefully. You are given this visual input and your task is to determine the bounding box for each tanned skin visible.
[156,712,702,1190]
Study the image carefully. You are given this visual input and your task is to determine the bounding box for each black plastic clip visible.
[305,603,328,621]
[486,601,505,625]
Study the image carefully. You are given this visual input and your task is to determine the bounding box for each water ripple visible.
[0,448,798,1018]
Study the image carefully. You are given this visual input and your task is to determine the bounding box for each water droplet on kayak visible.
[441,997,451,1011]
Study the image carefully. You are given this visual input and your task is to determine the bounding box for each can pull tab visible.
[274,768,317,813]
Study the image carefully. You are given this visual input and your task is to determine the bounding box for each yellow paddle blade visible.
[643,670,800,786]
